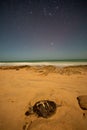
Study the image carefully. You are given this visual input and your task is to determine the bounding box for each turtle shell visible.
[33,100,56,118]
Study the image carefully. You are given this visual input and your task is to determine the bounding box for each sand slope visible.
[0,66,87,130]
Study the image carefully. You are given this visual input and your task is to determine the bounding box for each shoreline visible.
[0,61,87,67]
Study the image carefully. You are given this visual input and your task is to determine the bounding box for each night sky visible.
[0,0,87,61]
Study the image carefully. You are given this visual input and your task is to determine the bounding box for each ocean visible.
[0,60,87,67]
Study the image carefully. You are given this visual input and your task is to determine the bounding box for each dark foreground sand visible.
[0,65,87,130]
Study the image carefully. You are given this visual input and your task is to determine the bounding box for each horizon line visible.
[0,59,87,62]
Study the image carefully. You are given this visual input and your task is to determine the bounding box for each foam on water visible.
[0,61,87,67]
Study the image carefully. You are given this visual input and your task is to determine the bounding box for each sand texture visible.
[0,65,87,130]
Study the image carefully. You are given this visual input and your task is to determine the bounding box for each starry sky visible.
[0,0,87,61]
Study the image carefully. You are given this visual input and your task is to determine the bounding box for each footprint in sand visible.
[77,95,87,118]
[77,95,87,110]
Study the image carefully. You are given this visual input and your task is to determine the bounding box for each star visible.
[29,11,32,15]
[50,42,54,46]
[55,6,59,10]
[48,12,52,16]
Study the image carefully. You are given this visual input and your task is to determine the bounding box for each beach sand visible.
[0,65,87,130]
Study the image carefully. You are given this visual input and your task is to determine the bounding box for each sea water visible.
[0,60,87,67]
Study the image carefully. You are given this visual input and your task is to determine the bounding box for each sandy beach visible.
[0,65,87,130]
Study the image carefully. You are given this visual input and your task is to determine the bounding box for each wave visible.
[0,61,87,67]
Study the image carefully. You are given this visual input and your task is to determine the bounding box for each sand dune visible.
[0,65,87,130]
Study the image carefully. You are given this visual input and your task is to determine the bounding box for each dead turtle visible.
[25,100,57,118]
